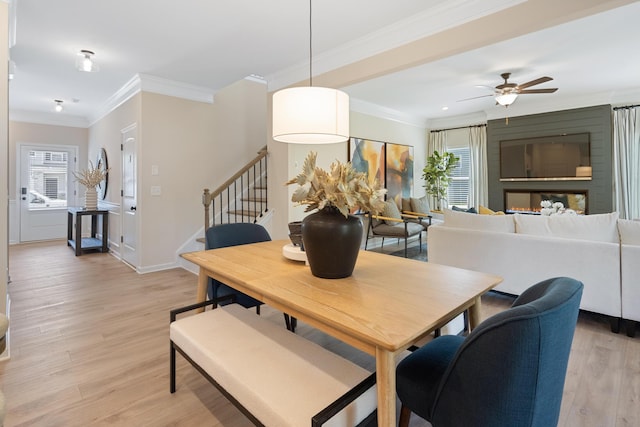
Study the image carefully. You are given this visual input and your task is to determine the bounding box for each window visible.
[447,147,470,208]
[28,149,69,209]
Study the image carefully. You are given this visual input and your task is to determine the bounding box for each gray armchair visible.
[364,199,427,257]
[396,277,583,427]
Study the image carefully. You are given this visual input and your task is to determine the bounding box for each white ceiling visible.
[8,0,640,128]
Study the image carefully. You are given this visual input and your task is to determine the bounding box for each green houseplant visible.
[421,150,460,211]
[286,151,386,278]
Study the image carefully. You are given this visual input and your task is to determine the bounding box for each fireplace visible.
[504,190,588,215]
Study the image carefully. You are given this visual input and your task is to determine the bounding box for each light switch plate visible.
[150,186,161,196]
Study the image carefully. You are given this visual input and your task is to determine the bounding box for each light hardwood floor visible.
[1,240,638,426]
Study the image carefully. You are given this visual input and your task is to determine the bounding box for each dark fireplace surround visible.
[504,190,588,215]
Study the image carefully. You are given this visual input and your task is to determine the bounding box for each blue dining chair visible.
[205,223,296,331]
[396,277,583,427]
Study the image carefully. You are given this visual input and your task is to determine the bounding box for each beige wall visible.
[268,109,427,240]
[86,78,267,271]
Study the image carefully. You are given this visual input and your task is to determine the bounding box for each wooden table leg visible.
[375,347,397,426]
[468,296,482,331]
[195,269,208,313]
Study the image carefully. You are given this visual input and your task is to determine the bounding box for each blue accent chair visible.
[396,277,583,427]
[205,223,296,331]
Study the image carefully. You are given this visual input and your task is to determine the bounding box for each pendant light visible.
[272,0,349,144]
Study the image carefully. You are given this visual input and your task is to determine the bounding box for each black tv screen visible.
[499,133,591,181]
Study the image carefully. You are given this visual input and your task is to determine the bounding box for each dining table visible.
[181,239,502,426]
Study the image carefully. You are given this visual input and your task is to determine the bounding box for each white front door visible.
[121,124,138,268]
[18,144,77,242]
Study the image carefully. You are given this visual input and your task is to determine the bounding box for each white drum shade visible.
[272,86,349,144]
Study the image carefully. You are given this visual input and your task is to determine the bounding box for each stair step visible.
[227,209,261,217]
[242,197,267,203]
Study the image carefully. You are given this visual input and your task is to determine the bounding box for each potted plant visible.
[287,151,386,278]
[421,150,460,212]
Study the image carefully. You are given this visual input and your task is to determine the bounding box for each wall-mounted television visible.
[499,132,591,181]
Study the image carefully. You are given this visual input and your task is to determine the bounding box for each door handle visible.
[130,206,137,211]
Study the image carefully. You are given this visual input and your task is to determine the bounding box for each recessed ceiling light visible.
[442,106,449,111]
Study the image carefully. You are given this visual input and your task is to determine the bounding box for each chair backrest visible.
[205,223,271,250]
[205,223,271,306]
[431,277,583,427]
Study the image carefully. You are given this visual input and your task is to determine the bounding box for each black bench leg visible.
[610,317,621,334]
[284,313,297,333]
[627,320,637,338]
[170,342,176,393]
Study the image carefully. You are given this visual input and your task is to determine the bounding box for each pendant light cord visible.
[309,0,313,87]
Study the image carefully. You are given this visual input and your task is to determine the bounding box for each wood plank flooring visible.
[0,240,638,426]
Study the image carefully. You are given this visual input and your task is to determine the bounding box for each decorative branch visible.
[73,160,109,188]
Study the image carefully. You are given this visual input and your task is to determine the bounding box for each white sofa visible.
[619,219,640,336]
[428,209,640,335]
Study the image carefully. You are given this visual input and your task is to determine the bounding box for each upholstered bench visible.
[170,302,377,427]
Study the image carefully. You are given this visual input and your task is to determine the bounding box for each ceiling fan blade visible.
[457,94,494,102]
[519,88,558,94]
[517,76,553,89]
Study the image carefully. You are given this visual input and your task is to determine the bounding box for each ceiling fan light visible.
[76,50,99,72]
[495,93,518,106]
[272,87,350,144]
[54,99,63,112]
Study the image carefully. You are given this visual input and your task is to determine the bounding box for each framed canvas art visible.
[386,142,414,206]
[348,137,386,187]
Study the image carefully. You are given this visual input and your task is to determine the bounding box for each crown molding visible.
[88,73,215,126]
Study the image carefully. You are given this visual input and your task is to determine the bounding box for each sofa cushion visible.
[618,218,640,245]
[443,208,515,233]
[401,197,412,212]
[452,206,477,214]
[410,195,430,215]
[515,212,619,243]
[478,205,505,215]
[382,200,402,225]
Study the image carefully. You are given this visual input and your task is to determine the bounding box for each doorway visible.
[18,144,77,242]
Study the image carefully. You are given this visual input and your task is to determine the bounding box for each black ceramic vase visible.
[302,206,363,279]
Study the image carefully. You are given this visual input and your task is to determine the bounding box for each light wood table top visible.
[182,239,502,426]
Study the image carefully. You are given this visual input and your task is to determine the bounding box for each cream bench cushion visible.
[170,304,377,426]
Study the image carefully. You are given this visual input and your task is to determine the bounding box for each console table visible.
[67,207,109,256]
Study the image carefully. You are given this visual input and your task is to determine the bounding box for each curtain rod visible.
[430,123,486,133]
[613,104,640,110]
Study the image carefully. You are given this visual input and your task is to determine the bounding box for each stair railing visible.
[202,146,268,230]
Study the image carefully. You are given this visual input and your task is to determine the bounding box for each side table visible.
[67,207,109,256]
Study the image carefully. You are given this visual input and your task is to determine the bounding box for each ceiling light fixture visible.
[495,92,518,106]
[76,49,99,72]
[54,99,63,112]
[272,0,349,144]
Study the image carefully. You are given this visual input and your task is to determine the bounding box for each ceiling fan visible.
[460,72,558,107]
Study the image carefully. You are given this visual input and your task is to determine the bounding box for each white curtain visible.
[428,130,447,156]
[469,125,488,209]
[613,106,640,219]
[426,131,448,209]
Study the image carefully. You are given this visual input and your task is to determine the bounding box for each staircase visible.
[200,146,269,240]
